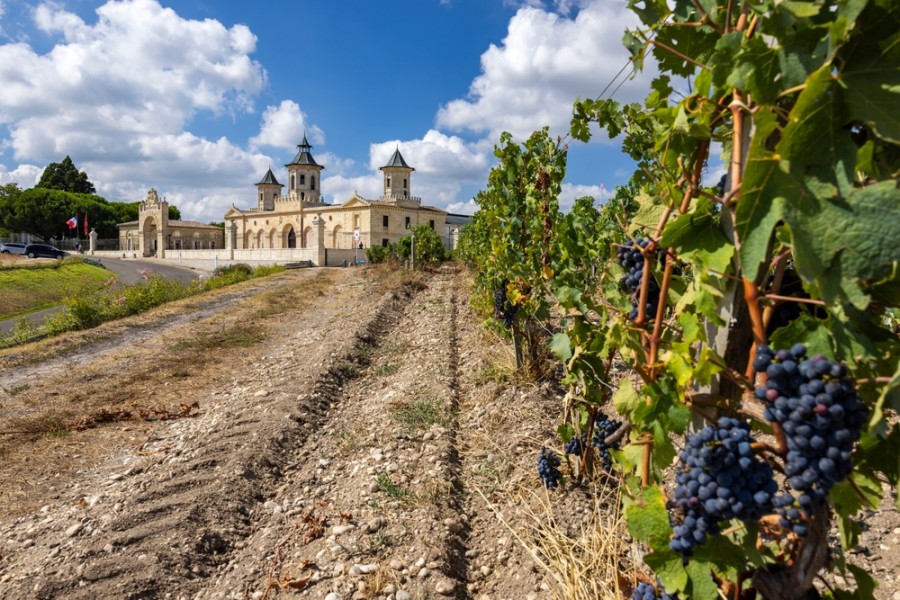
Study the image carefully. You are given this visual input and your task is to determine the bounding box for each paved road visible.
[0,258,205,336]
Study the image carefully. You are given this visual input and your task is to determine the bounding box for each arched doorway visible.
[332,225,343,248]
[141,217,158,257]
[287,227,296,248]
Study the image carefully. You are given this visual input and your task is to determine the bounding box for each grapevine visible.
[458,0,900,597]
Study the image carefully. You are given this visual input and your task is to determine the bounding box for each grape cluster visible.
[563,415,622,473]
[754,344,867,534]
[493,280,516,328]
[537,447,561,489]
[633,582,675,600]
[668,418,778,558]
[616,237,661,321]
[591,415,622,473]
[564,436,585,456]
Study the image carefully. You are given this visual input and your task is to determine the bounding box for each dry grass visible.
[482,482,635,600]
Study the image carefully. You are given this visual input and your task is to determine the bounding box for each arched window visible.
[311,176,316,190]
[300,174,306,185]
[291,175,295,189]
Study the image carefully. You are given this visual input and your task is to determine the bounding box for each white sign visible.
[354,230,360,240]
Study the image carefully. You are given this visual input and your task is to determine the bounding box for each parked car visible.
[23,243,67,259]
[0,242,27,254]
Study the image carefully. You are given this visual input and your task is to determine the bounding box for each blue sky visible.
[0,0,666,223]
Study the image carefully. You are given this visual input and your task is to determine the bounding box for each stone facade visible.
[223,140,450,252]
[117,188,224,258]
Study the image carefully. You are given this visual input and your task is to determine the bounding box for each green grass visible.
[0,260,113,320]
[392,397,450,433]
[170,324,267,351]
[1,262,285,348]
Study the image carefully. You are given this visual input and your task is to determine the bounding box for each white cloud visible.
[0,162,42,187]
[559,182,608,212]
[368,131,492,205]
[437,0,653,141]
[0,0,268,222]
[249,100,324,151]
[446,199,479,215]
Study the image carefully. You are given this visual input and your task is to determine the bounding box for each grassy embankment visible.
[0,260,112,320]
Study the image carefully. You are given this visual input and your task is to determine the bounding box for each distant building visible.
[116,188,223,256]
[222,136,452,252]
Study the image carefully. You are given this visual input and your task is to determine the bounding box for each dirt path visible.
[0,265,571,600]
[0,265,896,600]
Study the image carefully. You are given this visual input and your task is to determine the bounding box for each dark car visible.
[0,242,27,254]
[24,243,67,259]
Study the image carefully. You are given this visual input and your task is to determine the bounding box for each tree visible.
[36,156,96,194]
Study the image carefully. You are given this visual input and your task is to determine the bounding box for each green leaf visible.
[666,351,694,387]
[630,193,668,232]
[661,197,734,273]
[769,312,831,354]
[735,108,789,281]
[549,332,572,363]
[624,484,672,550]
[778,66,855,196]
[779,0,824,18]
[787,180,900,309]
[831,480,864,549]
[692,531,747,582]
[685,560,719,600]
[613,382,642,418]
[830,564,878,599]
[838,1,900,143]
[644,549,688,594]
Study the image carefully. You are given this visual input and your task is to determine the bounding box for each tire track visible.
[1,271,424,600]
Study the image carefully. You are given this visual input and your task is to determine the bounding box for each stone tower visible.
[138,188,169,257]
[256,167,283,211]
[285,134,325,203]
[380,148,414,199]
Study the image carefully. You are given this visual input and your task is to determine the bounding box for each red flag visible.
[84,213,88,236]
[66,216,77,229]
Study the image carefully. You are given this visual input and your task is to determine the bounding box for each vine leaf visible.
[734,108,789,281]
[613,382,642,418]
[549,332,572,363]
[838,1,900,144]
[684,560,719,600]
[661,197,734,273]
[831,564,878,599]
[787,180,900,309]
[644,549,689,594]
[871,361,900,426]
[623,484,671,550]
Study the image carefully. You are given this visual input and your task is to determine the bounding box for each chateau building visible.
[116,188,224,256]
[222,136,450,251]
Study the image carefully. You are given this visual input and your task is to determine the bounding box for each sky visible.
[0,0,667,224]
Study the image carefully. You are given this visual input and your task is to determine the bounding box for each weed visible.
[374,362,399,376]
[366,527,392,553]
[43,417,68,437]
[334,362,359,379]
[171,324,266,351]
[2,383,29,396]
[392,398,449,433]
[375,473,411,502]
[334,427,366,455]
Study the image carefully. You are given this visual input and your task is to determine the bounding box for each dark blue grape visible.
[668,418,776,558]
[537,447,561,490]
[755,344,867,534]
